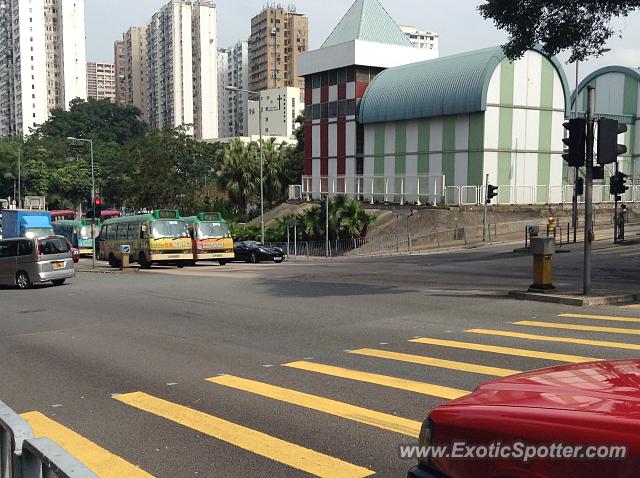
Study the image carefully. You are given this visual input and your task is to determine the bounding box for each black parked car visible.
[233,241,285,264]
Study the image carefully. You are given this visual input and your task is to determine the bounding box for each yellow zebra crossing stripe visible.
[349,348,518,377]
[207,375,420,437]
[468,329,640,351]
[21,412,154,478]
[283,361,468,400]
[514,320,640,336]
[559,313,640,324]
[114,392,374,478]
[409,337,600,363]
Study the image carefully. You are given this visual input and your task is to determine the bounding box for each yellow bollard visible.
[530,237,555,291]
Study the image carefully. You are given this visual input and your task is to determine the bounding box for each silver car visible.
[0,236,75,289]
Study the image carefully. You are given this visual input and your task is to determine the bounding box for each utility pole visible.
[325,196,330,258]
[583,85,595,295]
[613,160,619,244]
[17,145,21,209]
[572,60,579,243]
[483,174,489,242]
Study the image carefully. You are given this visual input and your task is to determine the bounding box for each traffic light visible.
[610,171,629,199]
[562,118,586,167]
[597,118,627,165]
[94,198,103,219]
[486,184,498,204]
[575,177,584,197]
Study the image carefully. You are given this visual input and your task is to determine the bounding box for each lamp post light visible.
[67,137,96,269]
[225,85,265,243]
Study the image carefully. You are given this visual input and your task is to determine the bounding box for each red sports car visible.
[408,359,639,478]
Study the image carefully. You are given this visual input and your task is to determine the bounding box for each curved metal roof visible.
[359,46,570,124]
[571,65,640,107]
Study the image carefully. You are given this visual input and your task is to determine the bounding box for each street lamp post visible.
[67,137,95,269]
[225,85,265,243]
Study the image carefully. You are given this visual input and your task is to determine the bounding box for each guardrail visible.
[0,401,96,478]
[297,178,640,206]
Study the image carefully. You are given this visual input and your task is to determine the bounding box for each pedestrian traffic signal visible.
[597,118,627,165]
[486,184,498,204]
[610,171,629,197]
[575,177,584,196]
[562,118,586,168]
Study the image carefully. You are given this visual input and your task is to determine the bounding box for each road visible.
[1,241,640,477]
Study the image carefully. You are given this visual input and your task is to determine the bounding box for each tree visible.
[479,0,640,61]
[218,139,259,216]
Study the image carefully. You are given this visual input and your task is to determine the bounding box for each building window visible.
[328,70,337,86]
[312,74,320,89]
[312,103,320,120]
[328,101,337,118]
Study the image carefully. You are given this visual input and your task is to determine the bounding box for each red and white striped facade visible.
[303,66,383,194]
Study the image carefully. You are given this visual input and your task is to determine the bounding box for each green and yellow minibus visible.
[183,212,235,265]
[53,219,100,255]
[98,210,193,268]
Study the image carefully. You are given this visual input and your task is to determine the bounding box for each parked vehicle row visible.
[97,210,285,269]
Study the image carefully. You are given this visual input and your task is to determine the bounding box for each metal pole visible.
[17,145,21,209]
[572,60,579,243]
[259,94,265,244]
[396,213,399,253]
[483,173,489,242]
[294,223,297,257]
[583,85,595,295]
[325,196,329,258]
[614,161,619,244]
[90,140,96,270]
[287,226,290,257]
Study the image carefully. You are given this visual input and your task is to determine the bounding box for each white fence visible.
[290,176,640,206]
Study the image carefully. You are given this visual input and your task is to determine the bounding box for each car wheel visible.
[218,260,227,266]
[51,279,66,286]
[16,271,32,290]
[249,252,259,264]
[138,252,152,269]
[177,263,185,269]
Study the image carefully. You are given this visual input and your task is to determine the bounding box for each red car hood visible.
[445,359,640,416]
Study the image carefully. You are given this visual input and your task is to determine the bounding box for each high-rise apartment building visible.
[0,0,87,136]
[218,41,249,137]
[123,27,147,119]
[400,25,439,53]
[146,0,218,139]
[248,6,308,92]
[114,40,126,106]
[86,62,116,102]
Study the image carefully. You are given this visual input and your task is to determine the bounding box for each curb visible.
[508,290,640,307]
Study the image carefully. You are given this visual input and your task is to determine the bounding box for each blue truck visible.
[1,209,54,239]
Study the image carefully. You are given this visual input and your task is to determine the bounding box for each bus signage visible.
[200,212,223,222]
[154,210,179,219]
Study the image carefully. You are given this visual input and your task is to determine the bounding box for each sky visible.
[85,0,640,85]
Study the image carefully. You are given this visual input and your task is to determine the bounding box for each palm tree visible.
[218,139,258,215]
[261,137,284,205]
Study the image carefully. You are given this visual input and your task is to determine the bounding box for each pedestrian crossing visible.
[19,309,640,477]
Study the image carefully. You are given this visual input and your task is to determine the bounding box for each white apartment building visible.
[0,0,86,136]
[86,62,116,102]
[218,40,249,138]
[400,25,439,53]
[146,0,217,139]
[247,87,303,139]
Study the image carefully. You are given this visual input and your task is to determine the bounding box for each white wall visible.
[60,0,87,107]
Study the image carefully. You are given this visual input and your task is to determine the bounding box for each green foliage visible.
[240,197,376,243]
[0,100,304,221]
[479,0,640,62]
